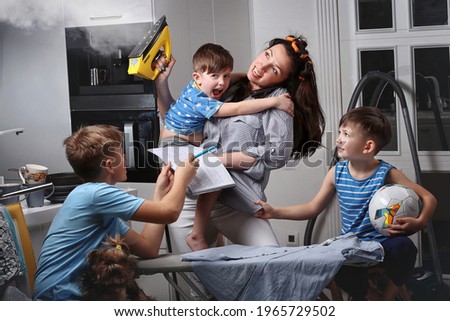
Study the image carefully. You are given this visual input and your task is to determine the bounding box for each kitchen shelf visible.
[79,84,145,95]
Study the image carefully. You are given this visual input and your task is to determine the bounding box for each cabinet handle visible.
[124,122,135,169]
[89,15,122,21]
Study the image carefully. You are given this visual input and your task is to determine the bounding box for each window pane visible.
[360,49,397,151]
[414,47,450,151]
[358,0,393,30]
[421,172,450,276]
[412,0,448,27]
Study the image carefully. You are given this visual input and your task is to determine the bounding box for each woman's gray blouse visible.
[203,87,294,213]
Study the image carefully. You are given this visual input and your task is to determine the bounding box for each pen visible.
[193,145,218,159]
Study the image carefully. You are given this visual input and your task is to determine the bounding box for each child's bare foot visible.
[186,233,208,251]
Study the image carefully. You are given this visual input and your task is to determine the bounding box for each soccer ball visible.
[368,184,421,236]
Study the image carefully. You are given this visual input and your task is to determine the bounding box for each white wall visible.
[0,26,3,91]
[153,0,252,96]
[250,0,318,55]
[0,0,72,181]
[250,0,332,244]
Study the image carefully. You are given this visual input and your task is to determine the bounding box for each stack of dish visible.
[0,183,23,205]
[45,172,83,203]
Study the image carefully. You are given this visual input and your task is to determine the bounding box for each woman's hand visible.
[273,93,294,117]
[153,162,174,201]
[253,200,275,219]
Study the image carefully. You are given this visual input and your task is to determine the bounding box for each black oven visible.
[66,22,160,183]
[70,109,160,183]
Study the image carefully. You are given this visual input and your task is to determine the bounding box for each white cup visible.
[19,164,48,184]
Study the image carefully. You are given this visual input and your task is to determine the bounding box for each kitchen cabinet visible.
[63,0,153,27]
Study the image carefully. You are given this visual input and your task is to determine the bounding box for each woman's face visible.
[247,44,292,91]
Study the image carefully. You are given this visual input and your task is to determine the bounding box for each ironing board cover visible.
[181,233,384,301]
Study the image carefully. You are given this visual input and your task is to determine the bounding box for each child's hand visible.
[274,93,294,117]
[152,52,175,83]
[154,162,174,200]
[386,216,424,237]
[253,200,274,219]
[175,153,199,185]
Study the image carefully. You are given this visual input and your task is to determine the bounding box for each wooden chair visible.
[5,202,37,297]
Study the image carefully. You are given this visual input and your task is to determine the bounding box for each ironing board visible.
[137,253,209,301]
[137,233,383,301]
[137,253,340,301]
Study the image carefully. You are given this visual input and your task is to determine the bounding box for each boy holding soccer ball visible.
[254,107,437,300]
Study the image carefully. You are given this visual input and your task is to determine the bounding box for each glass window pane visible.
[358,0,393,30]
[414,47,450,151]
[412,0,448,27]
[360,49,397,151]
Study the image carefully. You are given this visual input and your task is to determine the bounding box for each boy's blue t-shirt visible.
[164,80,223,135]
[33,182,144,301]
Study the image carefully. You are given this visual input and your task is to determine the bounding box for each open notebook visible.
[149,146,235,196]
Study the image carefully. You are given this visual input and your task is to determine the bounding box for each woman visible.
[154,35,325,253]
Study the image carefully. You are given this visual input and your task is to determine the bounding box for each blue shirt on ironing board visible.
[163,80,223,135]
[33,182,144,301]
[335,159,394,242]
